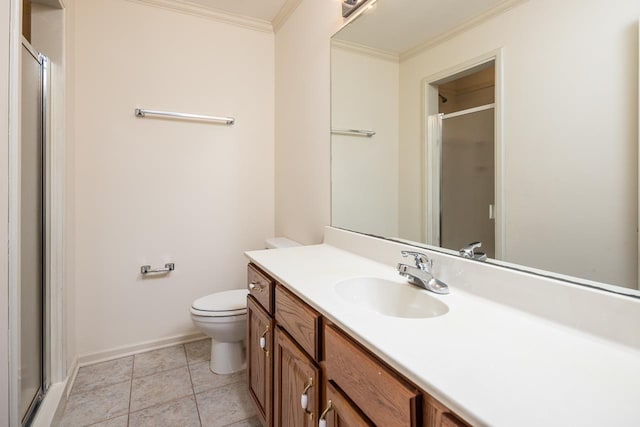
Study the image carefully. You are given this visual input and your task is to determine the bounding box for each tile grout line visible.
[128,367,195,415]
[184,343,204,427]
[130,343,206,381]
[127,353,135,426]
[68,356,135,397]
[116,345,204,422]
[68,377,131,399]
[63,377,133,427]
[127,392,200,420]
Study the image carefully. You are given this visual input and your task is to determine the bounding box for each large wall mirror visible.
[331,0,640,295]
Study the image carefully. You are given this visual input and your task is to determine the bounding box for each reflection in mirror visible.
[331,0,640,293]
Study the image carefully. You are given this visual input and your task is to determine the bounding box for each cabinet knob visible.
[249,281,264,292]
[318,400,333,427]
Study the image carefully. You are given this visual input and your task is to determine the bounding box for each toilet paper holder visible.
[141,263,175,275]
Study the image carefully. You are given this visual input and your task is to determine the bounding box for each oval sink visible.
[334,277,449,319]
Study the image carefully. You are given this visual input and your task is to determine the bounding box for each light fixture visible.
[342,0,368,18]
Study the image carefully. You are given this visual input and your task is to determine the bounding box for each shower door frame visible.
[421,50,505,259]
[17,37,50,427]
[7,0,68,424]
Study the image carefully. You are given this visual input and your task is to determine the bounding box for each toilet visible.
[190,289,249,374]
[190,237,301,374]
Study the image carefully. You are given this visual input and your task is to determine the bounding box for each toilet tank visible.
[265,237,301,249]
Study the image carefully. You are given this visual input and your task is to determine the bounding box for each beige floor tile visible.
[133,345,187,378]
[185,339,211,365]
[129,395,201,427]
[61,381,130,427]
[225,416,261,427]
[189,362,245,394]
[87,415,129,427]
[196,381,255,427]
[130,366,193,412]
[72,357,133,395]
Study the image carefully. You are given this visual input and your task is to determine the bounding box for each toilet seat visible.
[190,289,248,317]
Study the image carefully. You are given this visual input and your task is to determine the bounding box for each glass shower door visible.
[20,42,47,425]
[440,107,495,257]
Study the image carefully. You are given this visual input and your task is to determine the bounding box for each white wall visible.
[74,0,275,356]
[399,0,639,288]
[274,0,342,245]
[0,0,12,422]
[331,46,400,237]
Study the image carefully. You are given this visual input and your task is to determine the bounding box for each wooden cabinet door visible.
[321,381,373,427]
[424,394,469,427]
[274,327,320,427]
[248,296,274,427]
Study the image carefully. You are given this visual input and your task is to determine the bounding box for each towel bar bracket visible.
[141,263,175,275]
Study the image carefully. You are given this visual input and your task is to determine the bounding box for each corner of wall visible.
[0,0,11,422]
[273,0,343,245]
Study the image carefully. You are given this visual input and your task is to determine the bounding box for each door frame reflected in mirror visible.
[422,51,504,258]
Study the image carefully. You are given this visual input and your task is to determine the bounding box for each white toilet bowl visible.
[190,289,249,374]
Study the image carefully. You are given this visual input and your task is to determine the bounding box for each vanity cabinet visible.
[246,263,470,427]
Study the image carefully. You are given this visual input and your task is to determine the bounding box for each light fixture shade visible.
[342,0,366,18]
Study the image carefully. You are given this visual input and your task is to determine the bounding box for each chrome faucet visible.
[397,251,449,295]
[459,242,487,261]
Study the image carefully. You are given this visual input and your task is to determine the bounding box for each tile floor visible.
[60,339,259,427]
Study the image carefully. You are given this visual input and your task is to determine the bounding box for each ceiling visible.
[335,0,511,55]
[184,0,289,22]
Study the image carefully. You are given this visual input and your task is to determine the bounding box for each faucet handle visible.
[459,242,487,261]
[400,250,433,270]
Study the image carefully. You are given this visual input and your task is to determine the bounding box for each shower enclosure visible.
[440,106,495,257]
[425,60,497,257]
[20,39,49,426]
[427,104,496,258]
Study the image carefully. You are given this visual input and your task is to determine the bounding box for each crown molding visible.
[400,0,528,62]
[126,0,273,33]
[332,39,399,63]
[272,0,303,32]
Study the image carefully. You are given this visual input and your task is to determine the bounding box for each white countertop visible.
[245,243,640,427]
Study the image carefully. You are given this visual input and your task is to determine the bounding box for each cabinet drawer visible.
[248,263,274,315]
[325,325,420,427]
[275,284,320,360]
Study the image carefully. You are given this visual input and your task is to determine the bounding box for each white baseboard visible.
[64,356,79,398]
[77,332,207,368]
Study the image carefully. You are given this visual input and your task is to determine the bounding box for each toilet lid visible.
[192,289,248,314]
